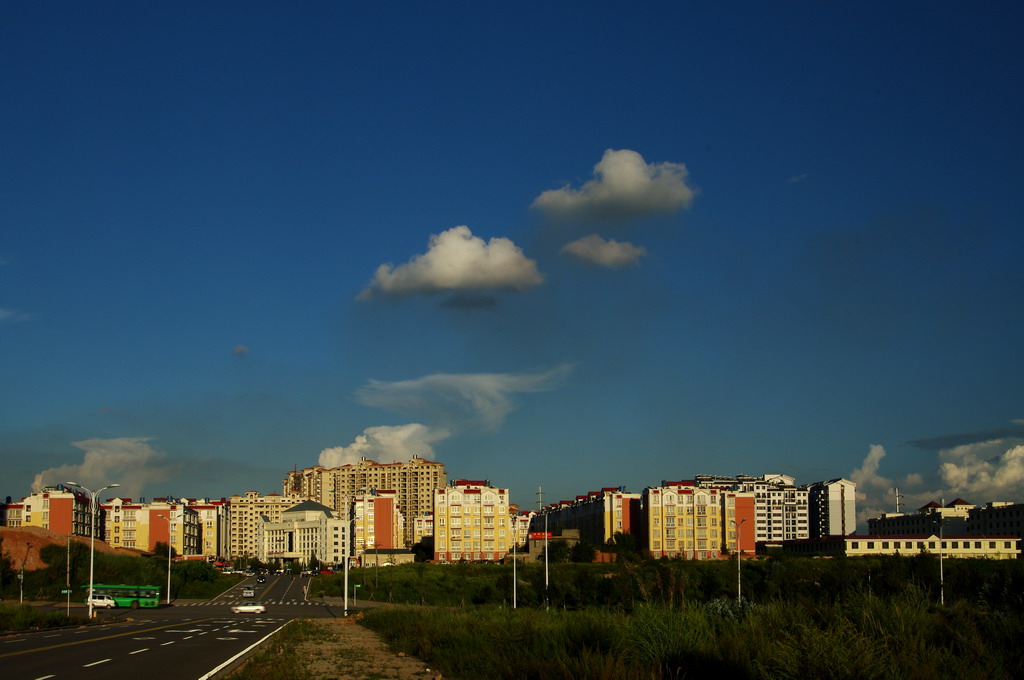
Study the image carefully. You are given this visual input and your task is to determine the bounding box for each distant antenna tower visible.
[894,487,904,514]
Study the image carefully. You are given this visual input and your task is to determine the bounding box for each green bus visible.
[84,584,161,609]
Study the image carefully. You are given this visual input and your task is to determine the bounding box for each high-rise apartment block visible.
[282,456,445,547]
[227,491,300,560]
[642,481,756,559]
[807,478,857,537]
[696,474,811,542]
[433,480,511,562]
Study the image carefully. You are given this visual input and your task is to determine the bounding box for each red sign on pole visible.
[528,532,552,539]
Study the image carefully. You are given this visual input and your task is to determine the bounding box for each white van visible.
[88,594,117,609]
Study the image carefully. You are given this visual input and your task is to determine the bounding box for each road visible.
[0,573,369,680]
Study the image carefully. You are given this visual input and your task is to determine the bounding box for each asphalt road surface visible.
[1,573,369,680]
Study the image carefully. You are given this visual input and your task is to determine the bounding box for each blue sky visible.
[2,3,1023,528]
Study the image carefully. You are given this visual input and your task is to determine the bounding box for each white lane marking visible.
[199,620,290,680]
[129,648,149,654]
[216,637,238,640]
[160,641,175,646]
[34,675,56,680]
[3,639,26,644]
[84,659,111,667]
[183,635,194,640]
[133,636,156,640]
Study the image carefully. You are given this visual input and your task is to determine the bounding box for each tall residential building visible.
[351,489,404,562]
[696,474,810,542]
[257,500,348,568]
[412,512,433,547]
[8,485,91,536]
[433,479,511,562]
[533,487,641,548]
[227,491,300,560]
[102,498,147,549]
[807,478,857,538]
[186,498,229,560]
[148,498,201,557]
[642,481,756,559]
[282,456,446,547]
[868,498,975,536]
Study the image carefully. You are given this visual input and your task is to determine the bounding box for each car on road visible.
[87,594,117,609]
[231,601,266,614]
[242,586,255,597]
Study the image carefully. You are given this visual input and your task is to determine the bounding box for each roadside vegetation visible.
[0,602,83,633]
[0,536,241,603]
[302,555,1024,679]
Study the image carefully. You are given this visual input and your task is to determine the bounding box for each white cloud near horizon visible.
[357,225,543,299]
[32,437,176,500]
[560,234,647,268]
[0,307,34,324]
[849,438,1024,528]
[318,423,449,468]
[533,149,696,223]
[356,365,574,431]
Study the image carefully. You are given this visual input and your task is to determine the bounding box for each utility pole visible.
[537,486,548,609]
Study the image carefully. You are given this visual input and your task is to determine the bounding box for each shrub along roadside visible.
[0,603,83,633]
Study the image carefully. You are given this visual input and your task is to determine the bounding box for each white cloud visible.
[938,440,1024,500]
[560,234,647,268]
[32,437,176,500]
[318,423,449,468]
[356,365,573,431]
[0,307,34,324]
[533,149,696,223]
[357,225,543,299]
[850,444,895,525]
[232,345,251,356]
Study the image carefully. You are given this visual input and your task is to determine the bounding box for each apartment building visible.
[642,481,756,559]
[412,512,433,547]
[534,487,641,548]
[433,479,512,562]
[186,498,229,560]
[3,485,91,536]
[351,489,404,562]
[807,478,857,537]
[257,500,348,568]
[511,508,534,549]
[282,456,445,547]
[102,498,148,550]
[868,499,974,536]
[227,491,300,560]
[696,474,810,542]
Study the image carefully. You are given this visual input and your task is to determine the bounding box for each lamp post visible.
[938,499,945,606]
[65,481,120,619]
[731,518,747,604]
[157,514,172,605]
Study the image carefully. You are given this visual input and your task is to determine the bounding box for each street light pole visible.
[732,518,746,604]
[157,514,172,605]
[65,481,120,619]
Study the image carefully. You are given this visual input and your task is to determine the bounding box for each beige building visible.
[228,491,300,560]
[282,456,445,547]
[783,534,1020,559]
[534,487,641,548]
[433,479,512,562]
[257,500,348,568]
[642,481,756,559]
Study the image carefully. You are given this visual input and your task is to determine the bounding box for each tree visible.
[0,537,15,593]
[570,541,597,563]
[542,540,570,564]
[153,542,177,558]
[605,532,639,561]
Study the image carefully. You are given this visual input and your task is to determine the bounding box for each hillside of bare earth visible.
[0,526,142,571]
